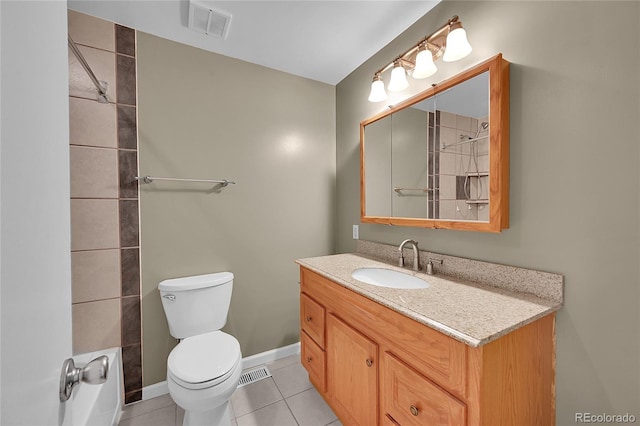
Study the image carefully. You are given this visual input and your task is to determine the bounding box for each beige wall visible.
[137,32,336,385]
[336,1,639,424]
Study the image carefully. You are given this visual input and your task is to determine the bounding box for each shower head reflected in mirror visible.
[474,121,489,139]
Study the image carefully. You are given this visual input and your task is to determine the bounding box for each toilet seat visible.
[168,331,241,390]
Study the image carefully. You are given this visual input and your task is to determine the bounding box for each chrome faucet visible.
[398,239,420,271]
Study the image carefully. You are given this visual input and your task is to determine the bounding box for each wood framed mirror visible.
[360,54,509,232]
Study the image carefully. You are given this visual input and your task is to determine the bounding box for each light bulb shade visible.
[412,49,437,79]
[443,27,472,62]
[368,79,387,102]
[388,65,409,92]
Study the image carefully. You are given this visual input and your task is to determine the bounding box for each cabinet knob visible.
[306,356,312,363]
[410,405,419,416]
[365,358,373,367]
[305,315,312,322]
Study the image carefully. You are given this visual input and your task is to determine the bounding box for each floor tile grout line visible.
[234,399,292,424]
[285,387,340,426]
[120,401,176,421]
[281,395,301,426]
[278,383,315,400]
[232,377,284,419]
[269,376,287,401]
[119,401,177,424]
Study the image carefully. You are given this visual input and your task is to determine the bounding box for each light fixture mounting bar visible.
[368,15,473,102]
[373,15,460,76]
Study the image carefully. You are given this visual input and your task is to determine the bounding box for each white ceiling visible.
[68,0,440,85]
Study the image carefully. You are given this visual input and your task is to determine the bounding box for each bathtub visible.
[62,347,123,426]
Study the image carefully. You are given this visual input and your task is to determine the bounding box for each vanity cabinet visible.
[299,266,556,426]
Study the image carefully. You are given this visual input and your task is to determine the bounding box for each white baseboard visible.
[241,341,301,370]
[141,341,301,401]
[142,380,169,401]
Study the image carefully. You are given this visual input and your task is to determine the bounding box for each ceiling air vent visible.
[188,0,232,39]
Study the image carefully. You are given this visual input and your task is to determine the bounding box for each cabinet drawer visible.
[301,293,325,347]
[381,352,466,426]
[301,331,326,392]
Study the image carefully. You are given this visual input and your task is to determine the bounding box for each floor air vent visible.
[238,366,271,388]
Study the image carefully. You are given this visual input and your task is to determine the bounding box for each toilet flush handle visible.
[163,294,176,301]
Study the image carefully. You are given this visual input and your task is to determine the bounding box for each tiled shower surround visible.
[68,10,142,404]
[428,110,489,221]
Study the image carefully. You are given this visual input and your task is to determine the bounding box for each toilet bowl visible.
[167,331,241,425]
[159,273,242,426]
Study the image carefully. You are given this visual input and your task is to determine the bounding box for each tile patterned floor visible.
[119,354,341,426]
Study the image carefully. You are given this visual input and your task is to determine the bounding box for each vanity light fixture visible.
[412,44,438,79]
[442,20,473,62]
[388,61,409,92]
[368,75,387,102]
[367,15,472,102]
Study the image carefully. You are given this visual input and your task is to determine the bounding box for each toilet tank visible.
[158,272,233,339]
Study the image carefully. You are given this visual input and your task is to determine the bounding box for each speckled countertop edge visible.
[296,253,562,347]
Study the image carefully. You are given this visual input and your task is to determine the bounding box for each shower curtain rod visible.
[441,134,488,151]
[68,35,108,103]
[135,176,236,187]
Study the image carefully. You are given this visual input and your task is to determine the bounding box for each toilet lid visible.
[168,331,241,386]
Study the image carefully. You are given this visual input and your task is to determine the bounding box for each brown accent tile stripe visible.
[121,248,141,297]
[119,150,138,199]
[115,24,136,56]
[115,23,141,404]
[116,55,136,106]
[123,343,142,394]
[122,296,142,346]
[125,390,143,405]
[119,200,139,248]
[117,105,137,149]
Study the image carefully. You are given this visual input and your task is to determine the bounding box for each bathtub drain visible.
[238,366,272,387]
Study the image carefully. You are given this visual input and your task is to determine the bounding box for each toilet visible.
[159,272,242,426]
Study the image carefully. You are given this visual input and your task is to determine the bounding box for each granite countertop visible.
[296,253,562,347]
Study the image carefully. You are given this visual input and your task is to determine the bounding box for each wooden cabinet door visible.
[327,313,378,426]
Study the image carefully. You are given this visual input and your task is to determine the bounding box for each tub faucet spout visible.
[398,239,420,271]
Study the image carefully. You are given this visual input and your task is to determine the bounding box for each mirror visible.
[360,54,509,232]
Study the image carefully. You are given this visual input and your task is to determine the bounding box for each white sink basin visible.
[351,267,429,289]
